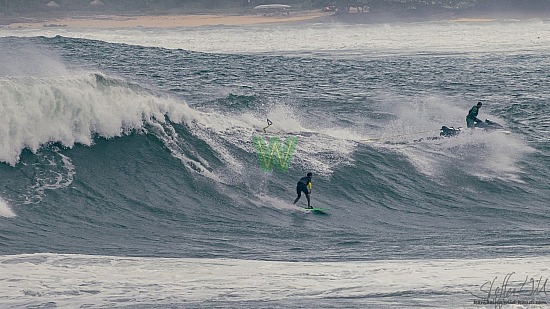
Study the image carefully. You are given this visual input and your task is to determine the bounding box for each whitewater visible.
[1,17,549,308]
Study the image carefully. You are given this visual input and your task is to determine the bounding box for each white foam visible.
[21,147,77,205]
[366,95,535,182]
[186,102,357,177]
[257,194,304,212]
[0,196,15,218]
[0,48,221,181]
[0,45,210,170]
[1,73,176,164]
[0,51,353,182]
[2,19,550,57]
[1,253,549,307]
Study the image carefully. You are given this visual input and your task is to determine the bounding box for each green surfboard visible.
[304,207,329,212]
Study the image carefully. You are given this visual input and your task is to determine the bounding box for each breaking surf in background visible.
[1,19,550,308]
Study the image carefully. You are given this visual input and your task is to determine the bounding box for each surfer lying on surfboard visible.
[293,172,313,209]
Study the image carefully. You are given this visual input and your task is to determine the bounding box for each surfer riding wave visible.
[293,172,312,209]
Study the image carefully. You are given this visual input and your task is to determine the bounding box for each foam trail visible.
[257,194,303,212]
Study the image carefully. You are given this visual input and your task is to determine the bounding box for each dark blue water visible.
[1,35,549,265]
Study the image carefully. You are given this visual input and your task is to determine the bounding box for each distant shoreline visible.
[0,10,331,29]
[325,9,550,24]
[1,9,549,29]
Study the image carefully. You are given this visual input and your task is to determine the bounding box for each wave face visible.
[0,31,549,265]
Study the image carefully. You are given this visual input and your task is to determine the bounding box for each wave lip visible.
[0,72,193,166]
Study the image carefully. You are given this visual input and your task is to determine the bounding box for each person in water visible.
[293,172,312,209]
[466,102,483,128]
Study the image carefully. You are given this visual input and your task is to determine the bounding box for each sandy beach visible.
[1,10,332,29]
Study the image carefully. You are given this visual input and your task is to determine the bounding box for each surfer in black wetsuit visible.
[466,102,483,128]
[293,172,312,209]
